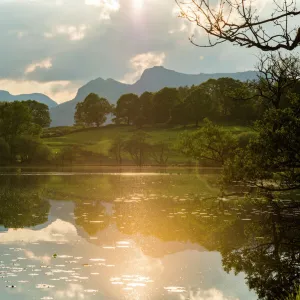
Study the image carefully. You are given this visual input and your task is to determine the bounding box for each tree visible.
[22,100,51,128]
[0,102,42,144]
[138,91,154,125]
[0,187,50,228]
[178,119,238,165]
[176,0,300,51]
[0,138,10,165]
[184,86,214,126]
[223,53,300,193]
[152,87,181,124]
[219,202,300,300]
[124,131,150,166]
[149,142,170,166]
[13,136,51,164]
[75,93,112,127]
[55,145,79,166]
[115,93,139,125]
[109,135,125,165]
[255,52,300,109]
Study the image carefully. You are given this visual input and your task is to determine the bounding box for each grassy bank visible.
[42,124,251,166]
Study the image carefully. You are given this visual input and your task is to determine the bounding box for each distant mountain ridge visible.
[50,66,258,127]
[0,90,57,108]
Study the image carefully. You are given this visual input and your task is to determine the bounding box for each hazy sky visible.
[0,0,268,102]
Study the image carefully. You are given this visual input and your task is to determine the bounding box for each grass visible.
[285,287,300,300]
[43,124,251,165]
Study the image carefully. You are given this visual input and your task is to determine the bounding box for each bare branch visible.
[176,0,300,51]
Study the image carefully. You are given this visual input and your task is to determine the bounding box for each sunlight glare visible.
[133,0,143,10]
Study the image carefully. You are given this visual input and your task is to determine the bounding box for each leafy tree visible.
[171,101,189,126]
[178,119,238,165]
[139,92,154,124]
[0,138,10,165]
[177,85,194,100]
[75,93,112,127]
[124,131,150,166]
[223,52,300,194]
[0,188,50,228]
[0,102,41,144]
[219,202,300,300]
[55,145,79,166]
[115,93,139,125]
[22,100,51,128]
[74,201,109,235]
[13,136,51,164]
[152,87,181,124]
[184,86,214,126]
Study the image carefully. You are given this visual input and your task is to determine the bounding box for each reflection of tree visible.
[0,176,50,228]
[220,203,300,299]
[3,174,299,298]
[113,198,300,299]
[74,201,110,235]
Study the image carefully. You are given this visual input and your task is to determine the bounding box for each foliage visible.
[236,131,258,148]
[178,119,238,165]
[0,101,42,144]
[184,85,214,126]
[74,77,265,130]
[152,87,181,123]
[22,100,51,128]
[75,93,112,127]
[13,136,51,164]
[54,145,80,166]
[0,138,10,165]
[114,93,139,125]
[223,53,300,193]
[124,131,150,166]
[224,102,300,192]
[138,91,154,125]
[285,286,300,300]
[0,180,50,228]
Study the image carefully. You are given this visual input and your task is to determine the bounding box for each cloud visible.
[24,250,52,265]
[85,0,120,20]
[45,25,88,41]
[25,58,53,74]
[55,284,85,299]
[0,79,80,103]
[0,219,78,243]
[0,0,262,102]
[121,51,166,84]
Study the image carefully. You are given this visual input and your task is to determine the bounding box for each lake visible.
[0,170,299,300]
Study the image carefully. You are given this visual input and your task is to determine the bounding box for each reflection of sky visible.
[0,200,257,300]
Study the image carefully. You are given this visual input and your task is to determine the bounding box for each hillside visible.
[44,124,250,165]
[0,90,57,108]
[50,67,258,127]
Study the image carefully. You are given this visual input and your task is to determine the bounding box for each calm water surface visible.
[0,171,299,300]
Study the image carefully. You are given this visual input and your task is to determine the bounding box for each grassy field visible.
[43,124,251,165]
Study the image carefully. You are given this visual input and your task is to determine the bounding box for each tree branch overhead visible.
[176,0,300,51]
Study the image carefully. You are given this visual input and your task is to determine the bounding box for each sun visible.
[133,0,143,10]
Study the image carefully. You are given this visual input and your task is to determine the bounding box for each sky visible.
[0,0,277,103]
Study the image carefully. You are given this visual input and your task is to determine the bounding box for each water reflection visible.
[0,173,299,299]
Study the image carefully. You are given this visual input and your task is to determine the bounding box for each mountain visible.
[0,90,57,108]
[50,67,258,127]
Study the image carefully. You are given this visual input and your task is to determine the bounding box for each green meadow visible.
[43,124,251,165]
